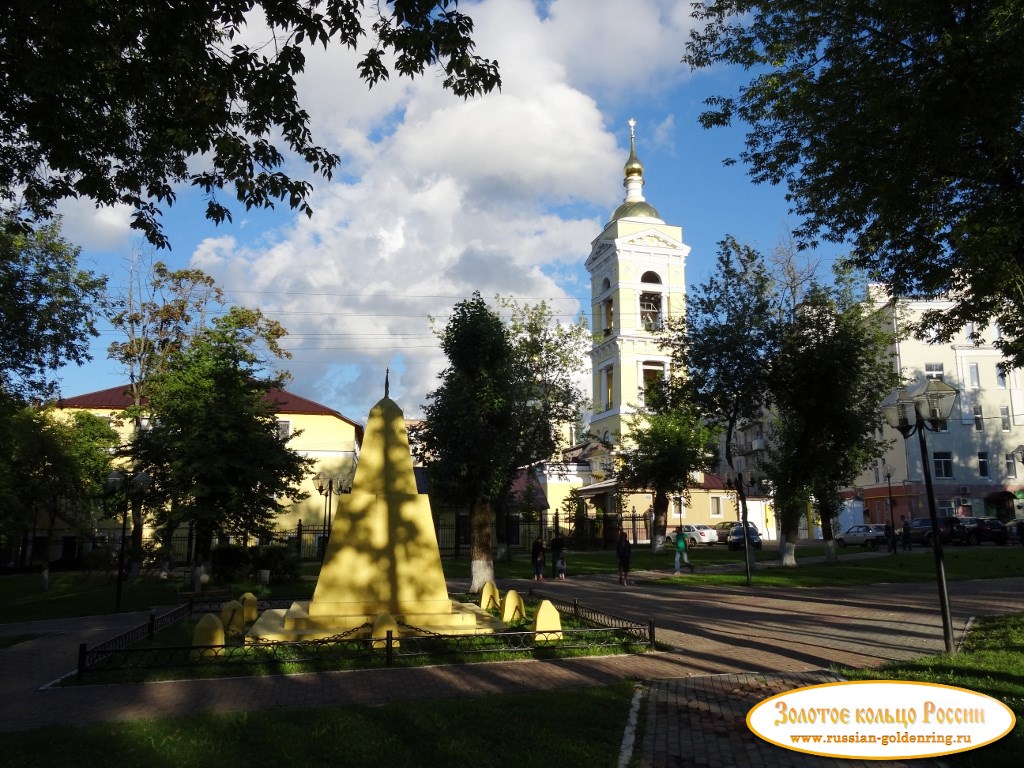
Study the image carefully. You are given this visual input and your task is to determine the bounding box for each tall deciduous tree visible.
[0,401,118,564]
[1,1,500,247]
[761,277,898,566]
[418,293,587,591]
[661,237,780,577]
[615,394,718,549]
[135,313,311,563]
[0,217,105,402]
[109,258,290,571]
[684,1,1024,366]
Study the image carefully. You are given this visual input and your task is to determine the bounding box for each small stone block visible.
[532,599,562,643]
[500,589,525,623]
[192,613,225,658]
[239,592,259,622]
[220,599,245,637]
[479,581,501,610]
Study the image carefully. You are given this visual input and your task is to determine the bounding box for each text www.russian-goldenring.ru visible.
[790,732,973,748]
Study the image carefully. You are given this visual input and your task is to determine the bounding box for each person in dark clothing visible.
[531,534,545,581]
[902,517,912,551]
[616,529,632,585]
[550,534,565,579]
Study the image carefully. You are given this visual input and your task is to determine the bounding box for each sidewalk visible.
[1,571,1022,767]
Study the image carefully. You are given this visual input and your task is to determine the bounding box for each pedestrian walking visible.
[673,526,695,574]
[531,534,545,581]
[616,529,632,585]
[902,516,912,551]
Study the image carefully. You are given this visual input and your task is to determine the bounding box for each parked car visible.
[905,516,966,546]
[714,520,758,544]
[667,524,717,547]
[957,517,1008,545]
[836,524,889,548]
[727,523,763,551]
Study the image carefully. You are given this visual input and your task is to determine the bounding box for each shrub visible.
[210,544,252,582]
[251,544,301,583]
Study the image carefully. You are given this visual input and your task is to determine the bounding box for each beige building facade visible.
[57,385,363,536]
[853,296,1024,525]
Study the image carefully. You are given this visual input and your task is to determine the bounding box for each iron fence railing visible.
[7,511,656,572]
[75,593,653,681]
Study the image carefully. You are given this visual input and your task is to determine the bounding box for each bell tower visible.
[586,119,690,451]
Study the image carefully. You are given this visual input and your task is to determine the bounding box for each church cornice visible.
[617,230,684,250]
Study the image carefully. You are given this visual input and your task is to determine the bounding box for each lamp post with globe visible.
[881,379,959,653]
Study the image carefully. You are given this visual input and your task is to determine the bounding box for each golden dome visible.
[610,199,661,222]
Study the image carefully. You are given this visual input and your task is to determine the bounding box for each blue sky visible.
[55,0,841,422]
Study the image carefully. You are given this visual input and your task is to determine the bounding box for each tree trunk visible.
[652,489,670,552]
[130,497,144,577]
[468,498,495,593]
[778,504,801,567]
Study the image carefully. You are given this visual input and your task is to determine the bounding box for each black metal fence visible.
[75,592,654,681]
[9,511,655,572]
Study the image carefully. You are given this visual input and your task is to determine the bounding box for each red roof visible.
[58,384,363,435]
[508,468,550,510]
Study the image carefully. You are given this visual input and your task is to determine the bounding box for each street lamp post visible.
[881,379,959,653]
[882,463,897,553]
[314,468,355,562]
[105,469,151,613]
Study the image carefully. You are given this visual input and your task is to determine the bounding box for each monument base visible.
[246,599,507,643]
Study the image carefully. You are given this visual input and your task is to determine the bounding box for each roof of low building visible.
[58,384,364,438]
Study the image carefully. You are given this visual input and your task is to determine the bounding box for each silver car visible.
[836,524,889,548]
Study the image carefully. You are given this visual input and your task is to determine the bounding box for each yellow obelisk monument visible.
[249,377,490,641]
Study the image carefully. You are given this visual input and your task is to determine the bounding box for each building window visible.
[1007,454,1018,479]
[673,496,684,521]
[978,452,989,478]
[710,496,723,517]
[925,363,944,381]
[602,365,614,411]
[973,405,983,431]
[1001,405,1011,431]
[997,368,1007,389]
[933,452,953,479]
[639,292,662,331]
[276,420,292,441]
[638,271,663,331]
[641,362,665,404]
[968,363,980,389]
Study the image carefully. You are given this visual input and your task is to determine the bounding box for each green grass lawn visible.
[0,681,639,768]
[838,612,1024,768]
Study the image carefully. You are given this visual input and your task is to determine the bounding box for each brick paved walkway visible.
[1,562,1022,768]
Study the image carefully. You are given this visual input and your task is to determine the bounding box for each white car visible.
[836,524,889,548]
[667,524,717,547]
